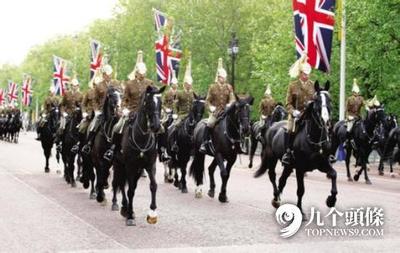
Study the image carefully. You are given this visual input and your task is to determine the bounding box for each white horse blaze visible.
[320,93,329,123]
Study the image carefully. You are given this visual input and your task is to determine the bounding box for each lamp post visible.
[227,32,239,89]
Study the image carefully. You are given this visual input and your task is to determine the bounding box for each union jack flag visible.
[155,35,182,85]
[293,0,336,73]
[90,40,102,82]
[53,55,69,96]
[7,81,18,105]
[153,8,168,34]
[0,89,5,105]
[22,76,33,106]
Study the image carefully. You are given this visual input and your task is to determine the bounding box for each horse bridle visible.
[306,92,331,150]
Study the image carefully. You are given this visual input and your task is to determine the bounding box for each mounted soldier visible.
[257,84,277,141]
[56,77,83,150]
[103,50,155,161]
[36,86,60,140]
[82,62,122,155]
[170,61,195,152]
[199,58,244,154]
[345,78,364,135]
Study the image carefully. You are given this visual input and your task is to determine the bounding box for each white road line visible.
[10,174,129,250]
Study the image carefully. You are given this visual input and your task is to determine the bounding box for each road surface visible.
[0,132,399,252]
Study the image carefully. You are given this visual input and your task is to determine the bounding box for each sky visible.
[0,0,117,65]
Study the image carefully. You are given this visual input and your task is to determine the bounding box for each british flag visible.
[7,81,18,105]
[53,55,69,96]
[0,89,5,105]
[22,76,33,106]
[153,9,182,85]
[293,0,336,73]
[90,40,102,82]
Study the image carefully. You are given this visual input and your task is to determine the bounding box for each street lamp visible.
[227,32,239,89]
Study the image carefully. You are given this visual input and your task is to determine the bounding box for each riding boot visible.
[171,129,179,152]
[82,131,95,155]
[199,126,211,154]
[282,131,294,166]
[104,133,122,162]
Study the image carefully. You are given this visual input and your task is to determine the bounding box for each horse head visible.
[306,80,332,129]
[366,104,385,127]
[192,94,206,124]
[103,86,122,120]
[142,85,166,133]
[232,94,254,135]
[49,105,61,131]
[271,103,288,123]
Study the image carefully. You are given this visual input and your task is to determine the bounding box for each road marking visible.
[9,174,129,250]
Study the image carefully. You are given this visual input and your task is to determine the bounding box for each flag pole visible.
[339,0,346,121]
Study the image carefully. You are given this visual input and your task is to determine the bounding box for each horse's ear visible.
[247,96,254,105]
[325,81,330,91]
[194,93,198,100]
[158,85,166,94]
[146,85,153,93]
[314,81,320,92]
[234,93,240,101]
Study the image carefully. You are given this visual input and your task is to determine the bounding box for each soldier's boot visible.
[104,133,122,162]
[82,131,95,155]
[199,126,211,154]
[171,129,179,152]
[282,131,295,166]
[35,127,41,141]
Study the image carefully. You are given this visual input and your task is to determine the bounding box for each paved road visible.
[0,132,399,252]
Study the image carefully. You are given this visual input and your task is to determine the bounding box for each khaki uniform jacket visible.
[163,88,177,110]
[206,82,235,116]
[122,78,154,113]
[94,79,122,111]
[346,94,364,118]
[286,79,315,114]
[44,96,60,114]
[61,90,83,114]
[82,89,96,114]
[175,89,194,117]
[259,95,276,117]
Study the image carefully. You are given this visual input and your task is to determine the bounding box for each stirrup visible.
[82,144,91,155]
[56,144,62,152]
[103,149,114,162]
[199,143,207,154]
[172,143,179,152]
[71,144,79,154]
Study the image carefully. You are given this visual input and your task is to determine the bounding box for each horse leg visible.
[126,173,139,226]
[76,154,82,182]
[218,155,236,203]
[363,156,372,184]
[89,167,96,200]
[378,157,385,176]
[276,165,293,208]
[248,136,258,168]
[207,159,218,198]
[111,180,119,211]
[120,184,128,218]
[180,162,189,194]
[146,164,158,224]
[345,146,353,181]
[295,170,306,220]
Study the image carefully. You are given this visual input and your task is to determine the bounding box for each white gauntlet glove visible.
[82,112,88,118]
[42,113,47,118]
[172,114,178,120]
[165,108,172,113]
[63,112,68,117]
[292,110,301,118]
[122,108,130,117]
[209,105,216,113]
[95,110,101,116]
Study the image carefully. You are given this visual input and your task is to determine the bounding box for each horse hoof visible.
[271,198,281,209]
[89,193,97,200]
[218,193,229,203]
[208,189,215,198]
[248,163,253,169]
[173,180,179,188]
[326,195,336,208]
[147,210,158,224]
[181,187,188,194]
[379,171,384,176]
[195,188,202,199]
[120,206,128,218]
[390,173,396,178]
[71,181,77,188]
[126,218,136,226]
[96,194,104,203]
[44,168,50,173]
[83,181,89,189]
[365,179,372,185]
[347,177,353,182]
[353,174,359,182]
[111,203,119,211]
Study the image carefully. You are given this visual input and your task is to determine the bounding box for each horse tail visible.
[189,151,205,185]
[254,150,269,178]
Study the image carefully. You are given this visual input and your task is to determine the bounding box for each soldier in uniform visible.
[257,84,277,141]
[345,79,364,133]
[282,54,315,165]
[200,58,241,154]
[36,86,60,140]
[170,59,194,152]
[81,63,122,155]
[56,77,83,148]
[103,50,155,161]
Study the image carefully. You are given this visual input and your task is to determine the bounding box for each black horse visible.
[40,106,61,173]
[112,85,165,226]
[61,107,82,187]
[91,86,122,204]
[254,81,336,219]
[377,114,398,176]
[190,95,254,202]
[330,105,386,184]
[7,110,22,143]
[166,94,206,193]
[157,108,174,183]
[248,104,287,169]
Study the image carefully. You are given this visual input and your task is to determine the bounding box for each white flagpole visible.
[339,0,346,121]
